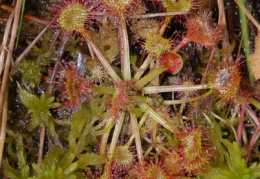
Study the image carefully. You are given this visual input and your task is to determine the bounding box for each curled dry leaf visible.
[250,32,260,80]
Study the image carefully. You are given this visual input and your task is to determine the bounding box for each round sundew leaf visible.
[101,0,146,17]
[186,10,222,49]
[132,19,161,39]
[113,146,133,165]
[159,51,183,75]
[162,0,193,12]
[144,34,172,56]
[59,2,88,31]
[102,0,133,13]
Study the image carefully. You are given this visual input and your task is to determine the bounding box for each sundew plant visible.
[1,0,260,178]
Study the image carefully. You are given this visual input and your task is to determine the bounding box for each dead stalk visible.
[37,126,46,165]
[217,0,231,60]
[0,83,8,168]
[0,2,22,162]
[0,11,15,75]
[13,23,51,68]
[0,4,48,25]
[130,112,144,164]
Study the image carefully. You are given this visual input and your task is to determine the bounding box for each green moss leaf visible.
[68,104,114,155]
[77,153,106,169]
[201,140,260,179]
[31,148,83,179]
[19,60,41,87]
[3,133,30,179]
[18,84,60,128]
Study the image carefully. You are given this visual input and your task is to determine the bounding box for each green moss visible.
[69,104,113,155]
[200,117,260,179]
[19,59,42,88]
[31,148,82,179]
[18,32,53,88]
[18,84,60,143]
[18,84,60,128]
[201,140,260,179]
[3,133,30,179]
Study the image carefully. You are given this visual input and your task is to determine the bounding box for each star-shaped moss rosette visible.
[18,84,60,129]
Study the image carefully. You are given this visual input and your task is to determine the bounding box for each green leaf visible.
[3,133,30,179]
[19,60,42,88]
[201,140,260,179]
[18,84,60,128]
[32,148,82,179]
[77,153,106,169]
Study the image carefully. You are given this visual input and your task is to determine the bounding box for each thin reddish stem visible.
[0,4,48,25]
[237,104,246,146]
[173,38,189,52]
[245,118,260,162]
